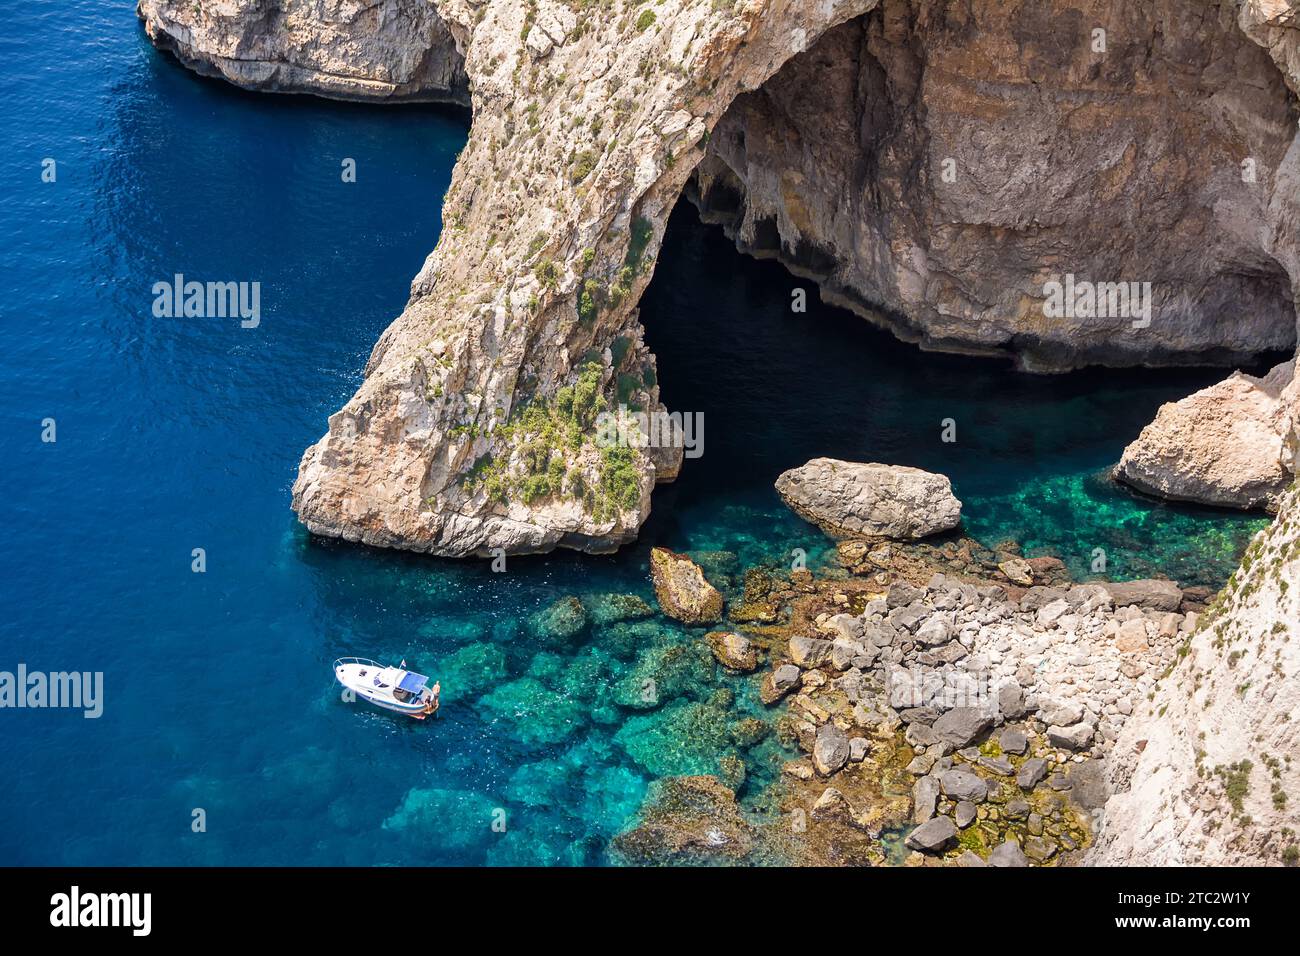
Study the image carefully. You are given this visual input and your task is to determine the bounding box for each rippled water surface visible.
[0,1,1267,865]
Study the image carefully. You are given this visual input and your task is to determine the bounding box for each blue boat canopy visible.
[398,671,428,694]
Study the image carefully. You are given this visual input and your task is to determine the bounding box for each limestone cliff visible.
[1090,482,1300,865]
[1090,0,1300,867]
[287,0,878,556]
[137,0,1300,866]
[138,0,469,104]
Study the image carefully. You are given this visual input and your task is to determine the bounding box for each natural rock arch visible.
[142,0,1300,559]
[139,0,1300,869]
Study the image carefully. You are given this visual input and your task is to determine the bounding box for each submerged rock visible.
[705,631,759,672]
[382,787,499,851]
[478,677,586,746]
[612,642,714,710]
[613,698,733,778]
[775,459,962,540]
[436,642,507,703]
[649,548,724,625]
[609,775,757,865]
[589,593,655,625]
[530,596,589,644]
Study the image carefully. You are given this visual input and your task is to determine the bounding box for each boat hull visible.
[333,659,434,719]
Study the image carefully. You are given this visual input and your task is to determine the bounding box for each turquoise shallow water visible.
[0,1,1269,865]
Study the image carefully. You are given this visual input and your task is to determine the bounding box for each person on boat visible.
[423,681,441,716]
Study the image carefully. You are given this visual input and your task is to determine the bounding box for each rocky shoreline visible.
[619,517,1217,866]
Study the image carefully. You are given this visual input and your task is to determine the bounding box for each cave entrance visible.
[631,2,1297,587]
[675,2,1298,373]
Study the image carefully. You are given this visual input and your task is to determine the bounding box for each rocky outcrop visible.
[1091,483,1300,866]
[608,774,759,864]
[650,548,724,625]
[1115,360,1296,511]
[775,458,962,540]
[694,0,1300,372]
[1091,11,1300,865]
[704,631,759,672]
[279,0,879,556]
[762,562,1150,863]
[1241,1,1300,99]
[137,0,469,104]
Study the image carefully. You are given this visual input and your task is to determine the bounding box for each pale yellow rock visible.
[1116,361,1295,512]
[1114,619,1150,654]
[137,0,469,103]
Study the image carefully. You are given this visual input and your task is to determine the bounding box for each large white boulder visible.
[775,459,962,540]
[1115,360,1295,512]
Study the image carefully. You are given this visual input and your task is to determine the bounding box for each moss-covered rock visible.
[382,787,500,851]
[588,592,654,625]
[611,642,715,710]
[478,677,586,746]
[609,775,758,865]
[705,630,760,672]
[614,699,734,777]
[436,641,507,703]
[650,547,724,625]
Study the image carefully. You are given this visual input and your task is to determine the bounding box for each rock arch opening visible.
[683,0,1299,373]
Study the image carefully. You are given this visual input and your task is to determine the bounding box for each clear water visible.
[0,1,1267,865]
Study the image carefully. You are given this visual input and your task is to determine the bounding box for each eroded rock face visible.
[1116,360,1296,511]
[142,0,1300,557]
[279,0,879,556]
[1091,484,1300,866]
[138,0,469,103]
[776,458,962,540]
[694,0,1300,372]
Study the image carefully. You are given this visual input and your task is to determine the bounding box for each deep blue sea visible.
[0,1,1269,865]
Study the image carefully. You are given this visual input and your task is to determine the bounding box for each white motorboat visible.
[333,658,440,719]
